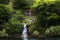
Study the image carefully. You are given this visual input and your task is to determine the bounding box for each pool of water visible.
[0,37,60,40]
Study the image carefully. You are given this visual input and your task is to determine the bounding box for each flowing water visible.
[22,23,28,40]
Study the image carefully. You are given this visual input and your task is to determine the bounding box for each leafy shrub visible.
[0,29,8,37]
[32,30,39,36]
[0,0,9,4]
[0,4,13,25]
[45,25,60,35]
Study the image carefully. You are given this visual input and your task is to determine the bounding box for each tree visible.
[0,0,9,4]
[0,4,13,25]
[45,25,60,36]
[30,0,60,35]
[12,0,31,10]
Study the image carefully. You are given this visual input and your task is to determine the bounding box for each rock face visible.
[24,10,31,16]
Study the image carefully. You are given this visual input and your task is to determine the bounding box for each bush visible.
[0,0,9,4]
[45,25,60,35]
[32,30,39,36]
[0,29,8,37]
[8,10,24,34]
[0,4,13,25]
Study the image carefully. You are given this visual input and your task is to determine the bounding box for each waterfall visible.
[22,23,28,40]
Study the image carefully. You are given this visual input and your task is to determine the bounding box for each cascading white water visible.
[22,23,28,40]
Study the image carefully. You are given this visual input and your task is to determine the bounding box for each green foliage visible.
[32,30,39,36]
[5,10,24,34]
[0,0,60,37]
[45,25,60,35]
[30,0,60,35]
[0,29,8,37]
[0,2,24,34]
[0,0,9,4]
[0,4,13,25]
[12,0,30,9]
[33,0,60,27]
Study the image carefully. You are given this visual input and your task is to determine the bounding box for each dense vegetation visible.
[0,0,60,37]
